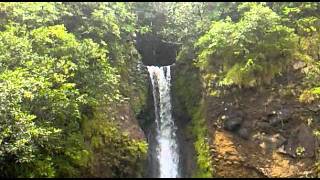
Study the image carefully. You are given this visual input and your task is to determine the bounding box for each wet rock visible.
[233,110,245,117]
[283,123,317,158]
[223,110,244,132]
[224,117,243,131]
[238,128,250,140]
[269,109,291,127]
[269,117,282,127]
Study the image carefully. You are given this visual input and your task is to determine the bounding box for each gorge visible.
[0,2,319,178]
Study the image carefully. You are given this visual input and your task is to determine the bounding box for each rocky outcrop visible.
[170,60,201,178]
[282,123,318,158]
[212,130,315,178]
[267,109,292,127]
[253,133,286,152]
[159,35,320,178]
[237,128,250,140]
[204,77,318,177]
[116,102,146,140]
[223,111,244,132]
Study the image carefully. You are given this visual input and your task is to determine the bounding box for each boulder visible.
[283,123,317,158]
[223,110,244,132]
[254,133,286,151]
[224,117,243,132]
[238,127,250,140]
[273,134,286,147]
[269,109,291,127]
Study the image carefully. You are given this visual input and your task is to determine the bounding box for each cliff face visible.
[205,85,317,178]
[116,102,146,140]
[171,64,198,178]
[171,48,211,177]
[83,102,147,178]
[81,59,150,178]
[172,48,319,178]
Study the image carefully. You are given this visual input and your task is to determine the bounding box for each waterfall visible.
[147,65,180,178]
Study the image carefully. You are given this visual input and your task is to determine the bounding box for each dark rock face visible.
[272,134,287,148]
[283,123,317,158]
[136,33,178,66]
[237,127,250,140]
[223,111,244,132]
[117,102,146,140]
[256,121,272,131]
[267,109,292,127]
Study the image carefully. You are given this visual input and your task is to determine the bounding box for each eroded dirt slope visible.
[206,71,319,178]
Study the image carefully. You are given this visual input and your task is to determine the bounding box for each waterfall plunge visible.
[147,65,180,178]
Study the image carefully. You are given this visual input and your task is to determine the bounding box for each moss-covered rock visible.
[172,45,214,178]
[81,103,148,178]
[189,101,214,178]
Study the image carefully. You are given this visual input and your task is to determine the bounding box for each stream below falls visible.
[147,65,180,178]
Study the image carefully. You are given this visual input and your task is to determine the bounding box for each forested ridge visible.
[0,2,319,178]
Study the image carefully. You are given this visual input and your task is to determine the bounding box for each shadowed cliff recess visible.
[136,33,179,66]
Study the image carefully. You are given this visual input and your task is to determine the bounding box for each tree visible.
[0,3,147,177]
[195,2,297,87]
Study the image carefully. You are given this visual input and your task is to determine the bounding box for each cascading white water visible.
[147,65,180,178]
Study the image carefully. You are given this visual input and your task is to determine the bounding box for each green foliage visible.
[0,2,63,30]
[158,2,210,43]
[190,102,214,178]
[82,114,148,177]
[164,2,320,178]
[1,1,320,178]
[299,60,320,104]
[60,2,148,115]
[173,45,214,178]
[0,2,147,178]
[299,87,320,104]
[134,2,213,45]
[281,3,320,73]
[196,2,297,87]
[173,46,202,115]
[296,146,306,157]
